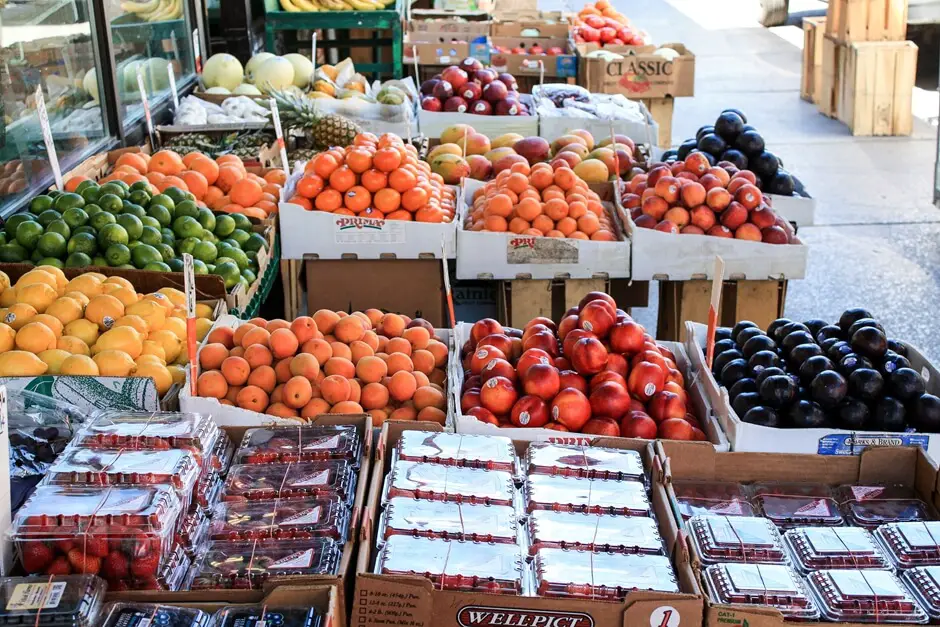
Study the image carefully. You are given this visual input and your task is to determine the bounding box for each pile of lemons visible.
[0,267,216,395]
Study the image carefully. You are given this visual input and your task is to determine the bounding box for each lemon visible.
[114,315,149,335]
[0,271,11,293]
[94,326,143,359]
[60,354,99,375]
[64,319,99,347]
[85,294,125,331]
[103,276,134,292]
[16,282,57,313]
[136,354,166,368]
[31,314,63,338]
[158,287,185,307]
[163,317,186,342]
[15,269,57,291]
[143,292,174,312]
[0,351,48,376]
[57,336,90,356]
[169,307,186,320]
[94,350,136,376]
[141,340,167,362]
[65,275,103,298]
[168,363,186,385]
[15,322,56,353]
[3,303,37,330]
[196,317,213,341]
[126,300,165,332]
[38,349,71,374]
[64,291,90,307]
[0,323,14,352]
[40,266,68,292]
[134,361,173,395]
[149,329,181,362]
[195,303,214,319]
[174,343,190,365]
[46,297,83,326]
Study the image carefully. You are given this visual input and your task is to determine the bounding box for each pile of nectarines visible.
[196,311,448,424]
[624,153,796,244]
[459,292,707,441]
[572,0,647,46]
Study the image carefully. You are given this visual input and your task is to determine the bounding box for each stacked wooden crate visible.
[816,0,917,136]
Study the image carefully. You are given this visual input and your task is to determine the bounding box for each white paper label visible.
[6,582,66,611]
[34,87,62,190]
[193,29,202,73]
[168,64,179,110]
[293,469,330,486]
[182,253,196,317]
[281,506,322,525]
[268,98,291,174]
[268,548,314,569]
[136,68,154,141]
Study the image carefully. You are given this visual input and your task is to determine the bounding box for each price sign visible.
[34,86,63,190]
[193,29,202,73]
[268,98,291,175]
[168,64,180,110]
[183,253,198,396]
[136,67,156,147]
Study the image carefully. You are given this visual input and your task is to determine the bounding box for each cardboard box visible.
[656,440,940,627]
[490,19,570,39]
[456,178,629,280]
[487,39,578,80]
[686,320,940,457]
[536,97,657,146]
[405,37,489,66]
[434,0,492,11]
[408,17,492,38]
[447,321,729,449]
[490,0,538,20]
[354,421,705,627]
[766,193,816,226]
[579,44,695,99]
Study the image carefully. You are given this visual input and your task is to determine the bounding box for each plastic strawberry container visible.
[222,461,357,503]
[0,575,105,627]
[525,474,650,516]
[875,522,940,569]
[533,550,678,599]
[214,606,323,627]
[176,509,210,558]
[375,536,526,595]
[672,481,756,521]
[752,483,843,529]
[527,511,664,555]
[783,527,890,574]
[902,567,940,620]
[233,426,361,465]
[209,496,349,542]
[193,471,224,511]
[12,484,184,590]
[384,461,516,506]
[703,563,820,621]
[100,603,213,627]
[526,443,644,482]
[187,539,342,590]
[806,569,928,624]
[45,448,200,497]
[379,498,519,545]
[395,431,518,473]
[836,485,931,529]
[689,515,788,565]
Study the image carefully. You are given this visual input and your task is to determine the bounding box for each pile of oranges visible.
[195,311,449,424]
[290,133,456,223]
[66,150,286,221]
[466,161,621,240]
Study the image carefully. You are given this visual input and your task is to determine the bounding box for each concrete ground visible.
[584,0,940,360]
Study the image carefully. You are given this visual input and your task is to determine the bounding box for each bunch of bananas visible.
[278,0,392,11]
[120,0,182,22]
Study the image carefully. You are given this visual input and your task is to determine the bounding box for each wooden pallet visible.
[639,97,674,148]
[840,39,917,136]
[826,0,907,43]
[801,17,826,103]
[656,279,788,342]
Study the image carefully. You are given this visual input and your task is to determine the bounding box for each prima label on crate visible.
[506,236,578,264]
[818,433,930,455]
[333,216,406,245]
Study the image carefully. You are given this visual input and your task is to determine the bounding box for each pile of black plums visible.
[710,309,940,432]
[663,109,800,198]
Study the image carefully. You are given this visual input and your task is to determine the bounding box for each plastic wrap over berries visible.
[9,391,87,480]
[233,426,361,465]
[186,539,342,590]
[0,575,105,627]
[395,431,518,473]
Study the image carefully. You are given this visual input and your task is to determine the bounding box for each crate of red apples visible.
[448,292,728,448]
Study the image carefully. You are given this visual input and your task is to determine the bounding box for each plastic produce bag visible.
[9,390,87,480]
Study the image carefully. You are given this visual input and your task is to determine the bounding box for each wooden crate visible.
[826,0,907,43]
[639,97,673,148]
[656,279,787,342]
[801,17,826,103]
[840,39,917,135]
[818,34,844,117]
[501,279,647,328]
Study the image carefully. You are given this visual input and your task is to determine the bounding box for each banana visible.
[347,0,375,9]
[279,0,302,11]
[139,0,169,19]
[120,0,160,12]
[293,0,319,11]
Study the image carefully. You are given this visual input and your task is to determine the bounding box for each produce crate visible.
[229,231,280,318]
[825,0,908,42]
[577,43,695,99]
[801,17,826,103]
[656,279,787,342]
[838,39,917,136]
[640,96,673,147]
[497,277,645,328]
[818,34,843,117]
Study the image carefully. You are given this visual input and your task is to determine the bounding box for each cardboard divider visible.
[578,43,695,99]
[353,421,704,627]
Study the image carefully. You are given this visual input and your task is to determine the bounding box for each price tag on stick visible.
[705,256,726,370]
[311,32,318,77]
[183,253,198,396]
[269,98,291,175]
[0,385,10,576]
[34,86,63,190]
[137,67,156,148]
[441,238,455,329]
[193,28,202,74]
[168,64,179,110]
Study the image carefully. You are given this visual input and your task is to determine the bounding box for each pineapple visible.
[269,88,361,149]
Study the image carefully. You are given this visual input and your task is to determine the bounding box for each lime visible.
[215,256,236,266]
[36,232,67,258]
[163,187,189,205]
[213,260,241,289]
[167,258,184,272]
[229,230,250,247]
[98,194,123,213]
[173,216,203,240]
[177,237,199,255]
[227,247,251,271]
[98,183,126,199]
[140,216,161,229]
[241,268,257,284]
[206,264,215,274]
[80,186,102,204]
[89,211,116,231]
[38,258,64,269]
[174,200,199,219]
[238,276,250,290]
[73,225,96,237]
[192,240,218,264]
[214,214,236,238]
[62,207,89,230]
[29,196,53,214]
[231,214,253,231]
[75,180,97,194]
[122,204,147,220]
[197,208,216,232]
[0,233,6,246]
[47,190,61,199]
[46,220,71,240]
[243,233,268,253]
[112,179,130,191]
[130,181,150,192]
[68,232,98,256]
[105,243,131,267]
[65,252,92,268]
[131,244,163,269]
[117,214,143,241]
[15,220,44,250]
[144,261,172,272]
[221,238,241,249]
[139,226,162,247]
[97,223,129,249]
[84,204,102,218]
[37,210,62,227]
[128,190,151,206]
[5,214,36,235]
[0,243,27,262]
[53,193,85,212]
[147,203,172,227]
[156,243,176,262]
[192,259,208,274]
[92,256,109,267]
[161,231,176,247]
[30,249,43,263]
[149,194,176,213]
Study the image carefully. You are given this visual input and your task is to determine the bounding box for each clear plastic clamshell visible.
[233,426,361,465]
[806,569,928,624]
[99,603,213,627]
[902,567,940,620]
[187,539,342,590]
[526,443,644,482]
[223,461,357,503]
[396,432,517,473]
[527,511,664,555]
[783,527,890,574]
[526,474,649,516]
[0,576,106,627]
[375,536,526,595]
[752,483,843,529]
[214,605,323,627]
[837,485,932,529]
[380,498,519,545]
[703,563,820,621]
[45,448,201,495]
[385,461,516,506]
[672,481,756,520]
[533,549,678,599]
[875,522,940,569]
[209,496,349,542]
[689,515,788,565]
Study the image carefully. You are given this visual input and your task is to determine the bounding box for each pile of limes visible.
[0,180,270,291]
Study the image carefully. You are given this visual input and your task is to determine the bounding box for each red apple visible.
[510,395,550,428]
[444,96,468,113]
[761,225,789,244]
[461,81,482,101]
[590,381,632,419]
[750,207,776,229]
[735,223,762,241]
[421,96,442,112]
[477,333,513,357]
[545,422,570,432]
[440,65,468,90]
[627,361,665,401]
[563,328,594,358]
[569,337,608,376]
[470,99,492,116]
[550,388,592,431]
[707,225,733,238]
[522,363,561,401]
[578,291,617,313]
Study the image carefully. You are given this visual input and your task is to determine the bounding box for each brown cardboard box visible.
[108,415,374,627]
[656,441,940,627]
[408,17,492,38]
[489,38,578,81]
[579,44,695,99]
[353,421,704,627]
[305,259,447,327]
[490,18,570,39]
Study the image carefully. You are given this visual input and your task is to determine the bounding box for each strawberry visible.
[67,549,101,575]
[85,537,109,558]
[101,551,129,580]
[21,544,54,573]
[55,539,75,554]
[109,580,130,592]
[130,553,160,578]
[45,557,72,575]
[135,576,161,590]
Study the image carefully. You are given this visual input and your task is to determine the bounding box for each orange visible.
[360,169,387,193]
[202,186,224,209]
[191,156,220,185]
[288,196,313,211]
[158,176,188,193]
[487,194,513,217]
[297,175,324,199]
[220,203,246,215]
[328,166,356,193]
[388,168,416,193]
[283,376,313,409]
[216,154,243,167]
[199,343,229,370]
[196,370,228,399]
[344,186,371,213]
[115,152,148,174]
[373,188,400,214]
[236,385,269,412]
[401,188,428,212]
[345,149,373,174]
[216,165,244,193]
[148,150,184,176]
[180,171,208,200]
[373,148,402,173]
[64,176,90,192]
[264,170,287,186]
[315,189,343,212]
[385,209,412,221]
[221,356,250,386]
[262,184,281,198]
[312,153,341,179]
[507,172,529,194]
[230,179,264,207]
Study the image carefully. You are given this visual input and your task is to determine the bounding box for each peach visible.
[642,196,668,221]
[736,184,762,210]
[681,225,706,235]
[680,182,706,208]
[589,381,631,419]
[647,390,687,422]
[663,207,690,229]
[654,176,680,203]
[735,223,762,241]
[591,371,627,391]
[550,388,591,431]
[720,203,748,230]
[522,363,561,401]
[706,187,732,211]
[762,225,789,244]
[480,376,517,415]
[562,329,593,358]
[690,205,717,231]
[569,336,608,376]
[461,389,482,412]
[654,220,679,234]
[684,153,710,176]
[732,170,757,184]
[510,395,550,428]
[708,225,733,238]
[699,173,722,191]
[469,345,506,375]
[468,406,500,425]
[646,165,671,187]
[706,167,731,187]
[627,361,665,401]
[635,214,657,229]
